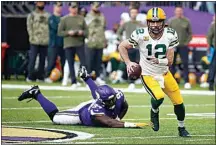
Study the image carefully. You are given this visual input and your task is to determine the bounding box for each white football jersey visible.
[128,27,179,76]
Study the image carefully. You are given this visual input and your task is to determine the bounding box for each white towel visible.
[154,75,165,88]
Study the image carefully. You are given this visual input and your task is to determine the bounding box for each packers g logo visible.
[2,126,94,144]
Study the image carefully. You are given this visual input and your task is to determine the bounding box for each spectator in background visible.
[120,3,147,26]
[207,15,215,91]
[26,1,50,82]
[168,6,192,89]
[58,2,88,89]
[102,23,120,76]
[85,2,106,85]
[206,2,216,15]
[45,2,64,83]
[117,7,144,90]
[79,7,88,17]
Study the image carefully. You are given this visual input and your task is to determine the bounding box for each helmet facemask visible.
[147,19,165,35]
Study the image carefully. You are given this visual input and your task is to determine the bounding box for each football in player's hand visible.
[128,64,142,79]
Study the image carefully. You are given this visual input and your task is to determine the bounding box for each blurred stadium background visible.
[1,1,215,87]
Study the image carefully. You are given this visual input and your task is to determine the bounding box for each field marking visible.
[73,142,115,144]
[2,117,215,124]
[3,96,90,100]
[92,135,215,140]
[167,113,215,117]
[2,104,215,110]
[2,84,215,96]
[2,94,214,100]
[186,139,215,142]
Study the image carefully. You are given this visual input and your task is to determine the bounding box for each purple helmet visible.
[95,85,117,109]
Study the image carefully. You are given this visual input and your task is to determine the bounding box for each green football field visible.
[1,80,215,144]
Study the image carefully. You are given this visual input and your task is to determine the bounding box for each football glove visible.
[124,122,151,128]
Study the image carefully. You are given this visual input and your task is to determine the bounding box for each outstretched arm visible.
[92,115,148,128]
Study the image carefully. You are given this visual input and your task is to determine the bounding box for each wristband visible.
[124,122,136,128]
[158,58,168,65]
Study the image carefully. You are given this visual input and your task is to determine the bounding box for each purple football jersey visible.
[78,90,125,126]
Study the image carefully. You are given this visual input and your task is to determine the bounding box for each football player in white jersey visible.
[118,7,190,137]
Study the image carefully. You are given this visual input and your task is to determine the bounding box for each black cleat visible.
[209,84,214,91]
[178,127,191,137]
[18,86,40,102]
[78,66,88,79]
[150,109,159,131]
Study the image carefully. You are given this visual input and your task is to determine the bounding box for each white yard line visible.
[167,113,215,117]
[3,96,90,100]
[92,135,215,140]
[73,142,115,144]
[186,139,215,142]
[2,104,215,110]
[2,117,215,124]
[2,84,215,96]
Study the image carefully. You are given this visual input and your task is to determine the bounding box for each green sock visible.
[151,98,164,111]
[174,103,185,121]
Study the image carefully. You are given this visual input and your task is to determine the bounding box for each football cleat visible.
[150,109,159,131]
[18,85,40,102]
[178,127,191,137]
[78,66,88,79]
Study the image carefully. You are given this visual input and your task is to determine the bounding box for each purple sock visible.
[36,93,58,115]
[86,78,98,99]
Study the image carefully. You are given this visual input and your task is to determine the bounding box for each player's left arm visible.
[118,100,129,119]
[116,91,129,120]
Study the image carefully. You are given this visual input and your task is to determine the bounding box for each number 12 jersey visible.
[128,27,179,76]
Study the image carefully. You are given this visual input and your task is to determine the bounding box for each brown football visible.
[128,64,142,79]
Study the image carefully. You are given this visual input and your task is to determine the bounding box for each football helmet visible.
[95,85,117,109]
[146,7,166,34]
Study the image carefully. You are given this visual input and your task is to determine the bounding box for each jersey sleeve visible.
[168,30,179,49]
[89,103,105,116]
[128,30,139,48]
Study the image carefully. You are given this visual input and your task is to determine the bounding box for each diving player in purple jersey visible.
[18,66,149,128]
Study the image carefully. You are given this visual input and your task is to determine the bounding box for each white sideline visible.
[2,117,215,124]
[2,84,215,96]
[2,104,215,110]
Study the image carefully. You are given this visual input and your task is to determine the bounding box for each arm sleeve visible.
[83,19,88,37]
[128,30,139,48]
[85,78,98,99]
[57,18,68,37]
[207,23,214,47]
[116,24,125,41]
[168,30,179,49]
[186,20,193,45]
[27,13,33,37]
[49,16,58,32]
[118,100,128,119]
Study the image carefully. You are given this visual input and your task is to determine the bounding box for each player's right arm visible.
[92,115,148,128]
[90,103,148,128]
[27,13,33,38]
[118,30,140,73]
